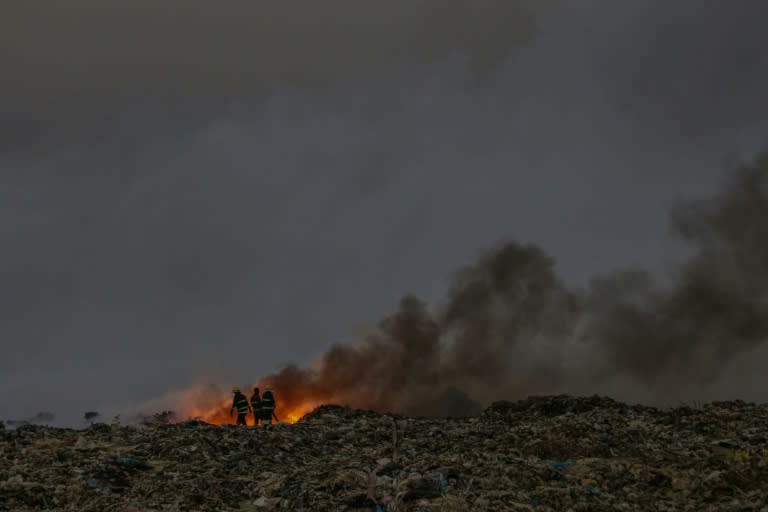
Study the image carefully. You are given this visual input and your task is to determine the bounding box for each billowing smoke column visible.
[259,152,768,418]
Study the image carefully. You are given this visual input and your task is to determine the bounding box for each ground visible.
[1,395,767,511]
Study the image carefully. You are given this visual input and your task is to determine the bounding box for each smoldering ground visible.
[261,153,768,417]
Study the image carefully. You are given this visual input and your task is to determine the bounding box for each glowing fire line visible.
[178,398,320,425]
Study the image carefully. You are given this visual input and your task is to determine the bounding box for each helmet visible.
[265,385,273,391]
[232,386,240,393]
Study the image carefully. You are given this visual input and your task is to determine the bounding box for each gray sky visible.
[2,0,768,425]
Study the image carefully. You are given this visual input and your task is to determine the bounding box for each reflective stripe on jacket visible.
[261,391,275,410]
[232,393,250,414]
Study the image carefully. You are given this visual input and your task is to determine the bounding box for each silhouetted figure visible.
[250,387,262,427]
[230,387,251,426]
[261,386,277,426]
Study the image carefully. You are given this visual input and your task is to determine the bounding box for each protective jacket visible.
[231,392,250,415]
[261,390,276,417]
[250,392,262,412]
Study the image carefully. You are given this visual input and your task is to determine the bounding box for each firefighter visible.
[261,385,277,426]
[230,387,251,426]
[250,387,262,426]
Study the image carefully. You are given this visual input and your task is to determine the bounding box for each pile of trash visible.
[2,395,768,511]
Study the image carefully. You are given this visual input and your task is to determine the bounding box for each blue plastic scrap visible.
[119,456,149,470]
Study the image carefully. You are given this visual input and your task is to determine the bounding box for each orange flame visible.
[194,398,320,425]
[170,384,327,426]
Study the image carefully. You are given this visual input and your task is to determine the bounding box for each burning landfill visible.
[2,154,768,510]
[2,397,768,511]
[169,152,768,426]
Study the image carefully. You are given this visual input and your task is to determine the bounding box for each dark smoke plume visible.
[262,152,768,416]
[584,152,768,388]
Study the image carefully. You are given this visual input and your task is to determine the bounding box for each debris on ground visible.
[2,395,768,511]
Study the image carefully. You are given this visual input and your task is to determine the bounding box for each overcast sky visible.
[2,0,768,425]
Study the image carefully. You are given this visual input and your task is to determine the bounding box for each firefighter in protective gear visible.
[230,387,251,426]
[250,387,262,426]
[260,386,277,425]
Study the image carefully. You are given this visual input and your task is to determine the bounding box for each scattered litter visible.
[2,396,768,510]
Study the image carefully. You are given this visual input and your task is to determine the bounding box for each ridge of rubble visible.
[2,394,768,511]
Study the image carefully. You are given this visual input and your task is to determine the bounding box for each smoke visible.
[260,152,768,416]
[585,153,768,387]
[3,1,768,424]
[1,0,551,154]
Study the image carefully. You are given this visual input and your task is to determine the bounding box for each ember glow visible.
[168,383,329,426]
[192,399,322,426]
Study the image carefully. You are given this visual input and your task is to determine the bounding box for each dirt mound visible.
[484,394,642,418]
[2,395,768,511]
[298,404,386,423]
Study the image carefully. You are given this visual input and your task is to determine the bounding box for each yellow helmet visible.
[232,386,240,393]
[265,385,273,391]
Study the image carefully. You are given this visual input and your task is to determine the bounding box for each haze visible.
[2,1,768,426]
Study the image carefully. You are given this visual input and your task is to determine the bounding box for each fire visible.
[170,384,325,426]
[284,400,322,424]
[186,397,233,425]
[193,399,319,426]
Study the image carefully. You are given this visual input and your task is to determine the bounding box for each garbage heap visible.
[2,395,768,511]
